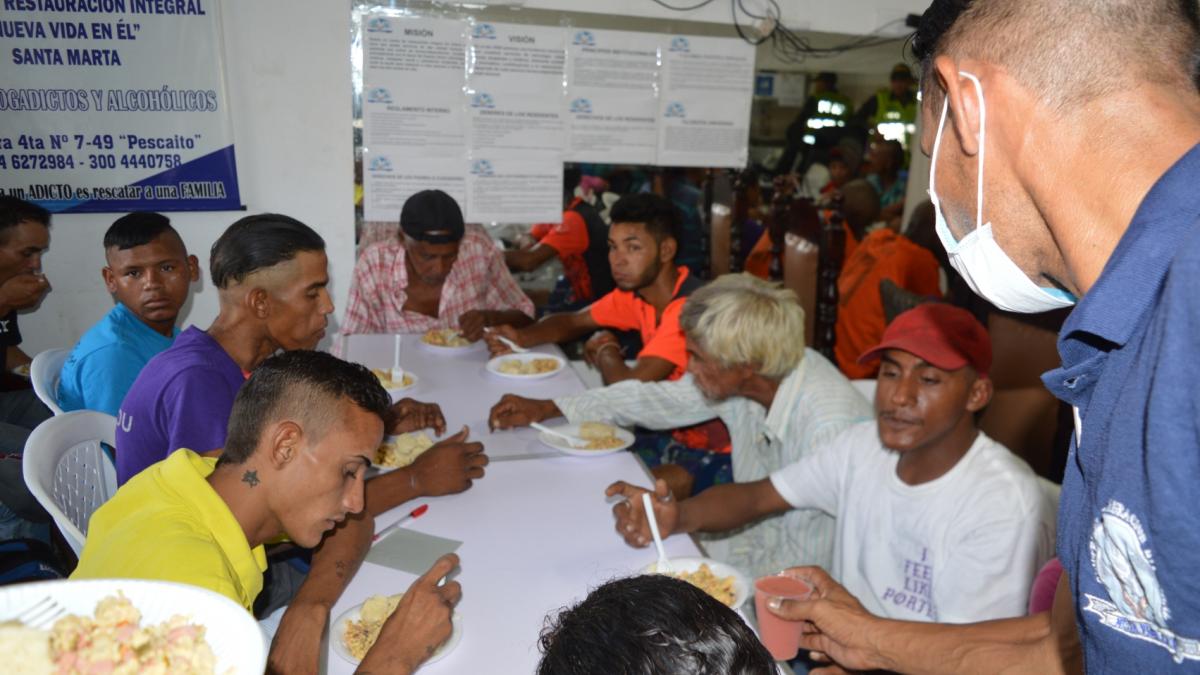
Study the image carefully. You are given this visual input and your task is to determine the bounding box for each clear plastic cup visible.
[754,573,813,660]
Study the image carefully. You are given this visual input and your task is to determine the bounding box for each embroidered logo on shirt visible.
[1086,500,1200,663]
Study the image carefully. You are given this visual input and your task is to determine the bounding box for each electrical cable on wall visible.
[647,0,911,60]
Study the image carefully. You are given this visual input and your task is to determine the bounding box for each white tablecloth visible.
[329,334,705,674]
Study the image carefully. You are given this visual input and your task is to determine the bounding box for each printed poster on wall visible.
[465,156,562,224]
[565,29,660,164]
[361,13,467,222]
[464,21,563,222]
[0,0,241,212]
[656,34,755,168]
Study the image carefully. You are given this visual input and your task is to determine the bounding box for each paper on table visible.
[365,528,463,575]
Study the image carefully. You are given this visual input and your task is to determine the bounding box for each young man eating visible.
[487,193,699,385]
[75,350,461,674]
[609,303,1053,623]
[58,212,199,416]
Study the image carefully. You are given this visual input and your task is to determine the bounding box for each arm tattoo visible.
[335,560,347,579]
[242,470,260,488]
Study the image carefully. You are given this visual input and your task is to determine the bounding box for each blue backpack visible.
[0,539,67,586]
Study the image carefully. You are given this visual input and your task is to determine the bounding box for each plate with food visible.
[419,328,478,354]
[373,432,437,472]
[332,594,463,667]
[0,578,266,674]
[641,556,751,609]
[371,368,419,395]
[485,352,565,380]
[538,422,634,457]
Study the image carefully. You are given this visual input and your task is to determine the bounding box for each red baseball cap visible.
[858,303,992,374]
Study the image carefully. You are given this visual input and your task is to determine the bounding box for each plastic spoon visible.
[530,421,588,448]
[391,334,406,387]
[487,328,529,353]
[643,492,674,573]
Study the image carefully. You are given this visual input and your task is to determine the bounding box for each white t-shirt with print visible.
[770,421,1052,623]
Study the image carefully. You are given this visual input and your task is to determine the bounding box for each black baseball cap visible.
[400,190,465,244]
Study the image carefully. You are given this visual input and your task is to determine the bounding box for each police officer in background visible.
[855,63,919,157]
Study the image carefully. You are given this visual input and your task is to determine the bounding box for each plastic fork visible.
[11,596,65,629]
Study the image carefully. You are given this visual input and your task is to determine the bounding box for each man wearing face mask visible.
[757,1,1200,673]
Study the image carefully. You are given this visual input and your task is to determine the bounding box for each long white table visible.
[344,334,588,461]
[331,334,706,673]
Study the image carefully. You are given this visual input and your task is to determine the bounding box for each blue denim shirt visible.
[1043,143,1200,670]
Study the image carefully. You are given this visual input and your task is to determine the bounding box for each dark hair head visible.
[210,214,325,289]
[537,575,776,675]
[104,212,182,251]
[842,179,883,237]
[221,350,391,465]
[0,196,51,235]
[608,193,681,244]
[910,0,1199,108]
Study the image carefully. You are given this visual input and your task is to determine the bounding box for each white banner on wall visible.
[464,21,564,222]
[564,28,661,165]
[359,14,755,222]
[657,34,755,168]
[0,0,240,213]
[362,14,467,222]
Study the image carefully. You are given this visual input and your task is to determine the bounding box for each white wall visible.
[518,0,929,36]
[20,0,355,354]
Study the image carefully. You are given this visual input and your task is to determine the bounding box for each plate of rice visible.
[373,432,437,472]
[371,368,419,397]
[0,578,265,674]
[486,353,565,380]
[640,556,750,609]
[419,329,478,354]
[332,593,462,667]
[538,422,634,457]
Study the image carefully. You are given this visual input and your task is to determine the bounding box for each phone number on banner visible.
[1,153,182,170]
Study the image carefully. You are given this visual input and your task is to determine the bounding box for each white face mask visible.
[929,71,1076,313]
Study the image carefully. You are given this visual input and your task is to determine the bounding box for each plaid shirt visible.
[339,224,533,338]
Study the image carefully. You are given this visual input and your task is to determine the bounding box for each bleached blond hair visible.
[678,273,805,380]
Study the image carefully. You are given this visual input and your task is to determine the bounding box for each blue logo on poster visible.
[573,30,595,46]
[366,87,393,104]
[369,156,393,172]
[366,17,392,33]
[755,74,774,97]
[664,101,686,118]
[473,23,496,39]
[471,92,495,109]
[471,159,494,176]
[669,36,690,52]
[569,98,593,114]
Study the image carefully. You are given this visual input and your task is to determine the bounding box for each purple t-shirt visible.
[115,326,245,485]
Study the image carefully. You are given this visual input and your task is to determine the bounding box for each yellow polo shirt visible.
[72,449,268,611]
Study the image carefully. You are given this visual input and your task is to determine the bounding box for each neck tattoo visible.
[241,470,260,488]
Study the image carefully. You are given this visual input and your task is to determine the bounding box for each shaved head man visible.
[759,1,1200,673]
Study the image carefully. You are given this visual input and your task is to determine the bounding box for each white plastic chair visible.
[22,411,118,556]
[30,348,70,416]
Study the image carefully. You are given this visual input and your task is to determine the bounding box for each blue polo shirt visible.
[1044,143,1200,670]
[57,303,177,416]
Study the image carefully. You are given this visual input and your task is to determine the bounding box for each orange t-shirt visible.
[587,266,692,381]
[744,231,773,279]
[834,228,942,379]
[533,200,595,301]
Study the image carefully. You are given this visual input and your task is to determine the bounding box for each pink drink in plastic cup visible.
[754,574,813,660]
